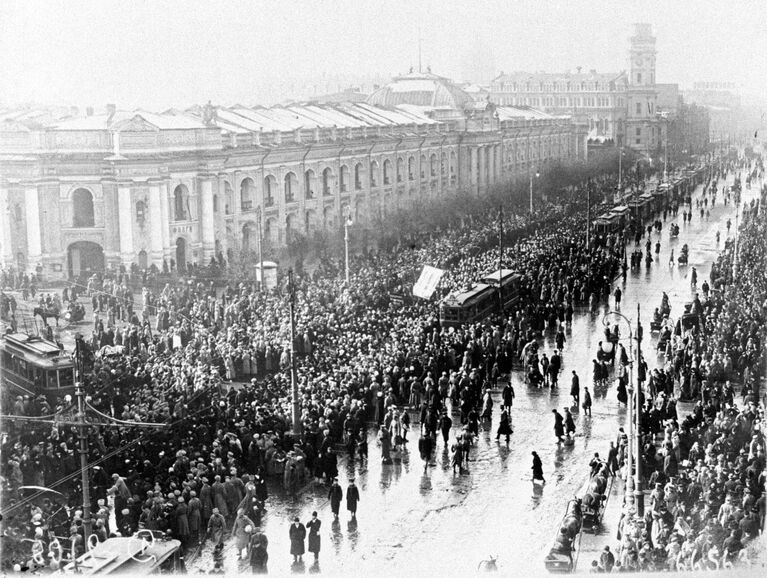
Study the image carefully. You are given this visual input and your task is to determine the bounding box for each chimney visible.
[86,107,94,116]
[107,104,116,122]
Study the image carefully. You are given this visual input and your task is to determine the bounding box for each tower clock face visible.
[634,58,643,67]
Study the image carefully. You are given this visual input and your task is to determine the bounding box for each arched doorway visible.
[138,250,148,270]
[175,238,187,272]
[67,241,104,280]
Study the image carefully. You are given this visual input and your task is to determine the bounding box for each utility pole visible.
[733,201,739,279]
[586,181,591,251]
[634,303,644,516]
[529,170,534,213]
[498,205,504,313]
[626,329,634,508]
[74,337,92,545]
[618,145,623,194]
[288,270,301,437]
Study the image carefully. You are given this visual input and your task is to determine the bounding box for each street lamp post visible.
[603,311,638,509]
[73,338,92,545]
[256,207,264,291]
[529,168,539,213]
[344,209,353,284]
[634,303,645,516]
[288,270,301,437]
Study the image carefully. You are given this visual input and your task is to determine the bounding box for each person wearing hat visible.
[346,479,360,520]
[289,516,306,563]
[207,508,226,546]
[328,478,343,520]
[306,511,321,561]
[248,527,269,573]
[552,409,565,442]
[175,496,190,546]
[232,508,255,559]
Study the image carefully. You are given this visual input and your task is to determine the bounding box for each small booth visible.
[255,261,279,290]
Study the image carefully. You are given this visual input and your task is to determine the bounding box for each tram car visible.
[59,530,182,574]
[0,332,75,399]
[439,269,522,328]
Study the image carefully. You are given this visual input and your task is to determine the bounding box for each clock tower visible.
[626,23,660,155]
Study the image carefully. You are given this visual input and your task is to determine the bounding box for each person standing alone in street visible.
[570,371,580,407]
[346,479,360,520]
[531,451,546,483]
[327,478,342,520]
[582,387,592,417]
[614,287,622,310]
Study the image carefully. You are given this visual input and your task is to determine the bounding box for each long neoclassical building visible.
[0,72,586,280]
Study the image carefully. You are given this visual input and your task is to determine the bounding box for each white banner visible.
[412,265,445,299]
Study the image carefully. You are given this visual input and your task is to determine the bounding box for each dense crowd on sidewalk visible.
[600,176,767,573]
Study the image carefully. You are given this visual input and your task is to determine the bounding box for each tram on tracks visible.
[439,269,523,328]
[0,332,75,400]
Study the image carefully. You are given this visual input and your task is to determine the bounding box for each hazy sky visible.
[2,0,766,109]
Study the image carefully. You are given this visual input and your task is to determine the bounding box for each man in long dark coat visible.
[328,478,343,520]
[289,517,306,562]
[346,479,360,520]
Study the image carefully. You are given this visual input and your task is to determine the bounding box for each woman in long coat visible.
[552,409,565,442]
[289,518,306,562]
[306,512,321,560]
[379,427,392,465]
[495,409,513,443]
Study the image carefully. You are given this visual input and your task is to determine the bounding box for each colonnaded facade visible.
[0,71,586,280]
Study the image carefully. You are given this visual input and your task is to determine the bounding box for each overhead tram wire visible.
[1,397,218,516]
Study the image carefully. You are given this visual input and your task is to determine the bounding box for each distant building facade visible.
[490,23,662,154]
[0,72,585,280]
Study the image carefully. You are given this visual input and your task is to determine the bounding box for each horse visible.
[33,306,60,327]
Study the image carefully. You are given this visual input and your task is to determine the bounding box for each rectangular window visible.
[636,102,642,115]
[636,127,641,136]
[636,138,641,145]
[637,73,642,84]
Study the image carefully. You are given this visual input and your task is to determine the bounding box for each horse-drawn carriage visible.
[582,468,610,531]
[63,301,86,323]
[597,326,619,365]
[544,498,582,573]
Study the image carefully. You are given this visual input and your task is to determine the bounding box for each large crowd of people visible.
[1,152,762,573]
[584,162,766,573]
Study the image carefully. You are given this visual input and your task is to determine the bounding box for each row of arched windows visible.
[67,151,460,229]
[235,153,458,211]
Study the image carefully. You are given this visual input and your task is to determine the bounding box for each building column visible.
[0,183,14,267]
[470,148,478,189]
[478,147,486,189]
[148,182,164,265]
[117,184,134,267]
[200,178,215,262]
[24,186,42,274]
[159,181,171,262]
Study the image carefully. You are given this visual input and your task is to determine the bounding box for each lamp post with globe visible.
[602,310,636,509]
